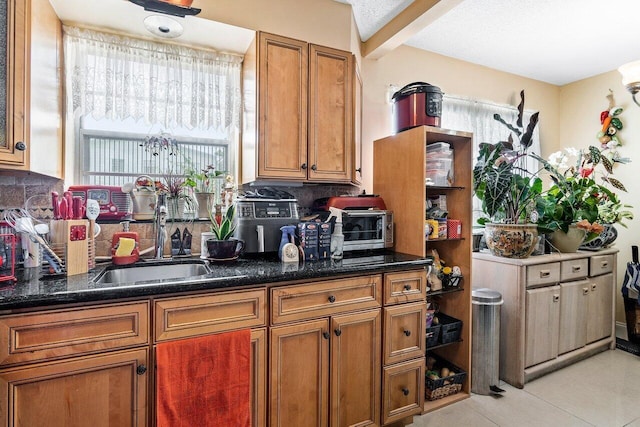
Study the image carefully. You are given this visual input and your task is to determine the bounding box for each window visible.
[63,26,242,186]
[441,94,542,226]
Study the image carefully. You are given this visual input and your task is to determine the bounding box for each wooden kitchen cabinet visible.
[242,31,353,184]
[0,301,150,427]
[0,0,63,178]
[374,126,473,414]
[269,275,382,427]
[473,249,617,388]
[0,348,148,427]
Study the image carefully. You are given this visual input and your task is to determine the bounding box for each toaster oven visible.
[341,210,394,252]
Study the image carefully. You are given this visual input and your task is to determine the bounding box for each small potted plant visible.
[185,164,226,219]
[473,90,543,258]
[205,203,244,261]
[156,170,196,220]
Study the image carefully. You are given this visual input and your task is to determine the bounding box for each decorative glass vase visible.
[548,224,586,253]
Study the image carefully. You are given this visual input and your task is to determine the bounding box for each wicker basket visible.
[425,356,467,401]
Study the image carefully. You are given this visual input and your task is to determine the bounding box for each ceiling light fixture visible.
[619,60,640,107]
[144,15,184,38]
[129,0,201,18]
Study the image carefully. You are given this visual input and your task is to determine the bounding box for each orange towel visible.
[156,329,251,427]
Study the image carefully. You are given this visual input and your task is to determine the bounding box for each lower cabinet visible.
[474,249,617,388]
[269,275,383,427]
[0,348,148,427]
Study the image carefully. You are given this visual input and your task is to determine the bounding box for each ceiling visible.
[336,0,640,86]
[50,0,640,86]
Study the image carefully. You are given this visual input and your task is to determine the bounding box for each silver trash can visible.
[471,288,504,395]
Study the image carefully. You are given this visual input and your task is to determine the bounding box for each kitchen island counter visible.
[0,251,431,311]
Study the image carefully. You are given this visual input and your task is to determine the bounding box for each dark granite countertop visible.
[0,251,431,311]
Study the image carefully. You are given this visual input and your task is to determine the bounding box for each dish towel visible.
[156,329,251,427]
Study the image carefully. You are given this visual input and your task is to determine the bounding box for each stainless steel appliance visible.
[236,197,299,254]
[313,195,394,252]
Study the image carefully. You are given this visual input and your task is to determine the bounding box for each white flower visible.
[606,140,619,149]
[548,151,564,167]
[565,147,580,157]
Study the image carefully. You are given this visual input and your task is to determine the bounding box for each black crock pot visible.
[392,82,443,133]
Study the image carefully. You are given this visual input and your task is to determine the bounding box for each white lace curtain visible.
[63,26,243,133]
[440,94,542,225]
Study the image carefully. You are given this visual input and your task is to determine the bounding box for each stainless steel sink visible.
[93,260,212,285]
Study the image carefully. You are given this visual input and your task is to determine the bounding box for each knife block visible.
[50,219,89,276]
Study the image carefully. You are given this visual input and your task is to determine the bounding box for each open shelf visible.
[423,392,470,414]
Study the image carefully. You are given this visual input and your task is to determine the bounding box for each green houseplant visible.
[185,164,225,219]
[205,203,244,260]
[473,90,542,258]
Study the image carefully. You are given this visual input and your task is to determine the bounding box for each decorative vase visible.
[195,192,215,219]
[579,224,618,251]
[484,223,539,259]
[167,197,186,220]
[548,224,586,253]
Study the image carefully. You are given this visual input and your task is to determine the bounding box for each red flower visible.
[579,167,594,178]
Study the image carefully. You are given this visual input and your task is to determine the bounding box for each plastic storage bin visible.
[437,312,463,344]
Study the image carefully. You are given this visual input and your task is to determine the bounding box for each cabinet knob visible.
[355,167,362,173]
[403,284,411,291]
[403,329,411,337]
[311,164,317,171]
[328,295,336,303]
[402,388,410,396]
[334,329,342,336]
[15,141,26,151]
[136,364,147,375]
[600,261,608,268]
[553,294,560,302]
[572,265,581,272]
[583,287,589,295]
[539,270,550,278]
[301,163,307,170]
[323,332,330,339]
[591,284,597,291]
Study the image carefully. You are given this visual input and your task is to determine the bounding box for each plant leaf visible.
[520,112,539,149]
[607,177,627,192]
[601,156,613,174]
[516,90,525,128]
[494,113,522,136]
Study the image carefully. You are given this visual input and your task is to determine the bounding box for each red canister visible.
[392,82,443,133]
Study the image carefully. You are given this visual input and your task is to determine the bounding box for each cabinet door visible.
[331,310,381,427]
[586,273,613,343]
[251,328,267,427]
[558,280,589,354]
[0,348,148,427]
[270,319,329,427]
[257,32,308,180]
[308,44,353,182]
[0,0,26,167]
[525,286,560,367]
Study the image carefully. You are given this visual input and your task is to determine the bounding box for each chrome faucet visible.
[155,193,168,259]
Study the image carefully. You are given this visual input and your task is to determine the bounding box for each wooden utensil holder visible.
[50,219,89,276]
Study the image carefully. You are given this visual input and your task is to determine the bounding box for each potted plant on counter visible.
[205,203,244,261]
[185,164,225,219]
[473,90,542,258]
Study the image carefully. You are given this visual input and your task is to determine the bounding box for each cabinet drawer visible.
[154,288,266,342]
[381,358,424,425]
[560,258,589,282]
[526,263,560,287]
[590,254,614,277]
[271,275,382,325]
[384,270,427,305]
[0,301,149,366]
[383,302,426,365]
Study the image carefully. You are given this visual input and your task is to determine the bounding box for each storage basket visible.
[426,324,441,347]
[425,355,467,400]
[437,312,463,344]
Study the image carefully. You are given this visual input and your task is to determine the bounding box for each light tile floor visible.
[408,349,640,427]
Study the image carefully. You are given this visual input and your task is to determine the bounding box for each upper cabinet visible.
[242,32,354,184]
[0,0,63,178]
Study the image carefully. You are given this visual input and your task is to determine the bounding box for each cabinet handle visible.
[328,295,336,303]
[311,164,317,171]
[323,332,330,339]
[403,329,411,337]
[15,141,26,151]
[334,329,342,337]
[553,294,560,302]
[402,388,410,396]
[403,284,412,291]
[600,261,608,268]
[592,284,597,291]
[136,364,147,375]
[572,265,582,272]
[539,270,550,278]
[355,167,362,173]
[301,163,307,170]
[583,287,589,295]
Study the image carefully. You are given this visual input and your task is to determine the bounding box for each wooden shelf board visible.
[423,392,470,413]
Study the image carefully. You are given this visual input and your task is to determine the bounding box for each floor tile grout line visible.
[520,387,596,427]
